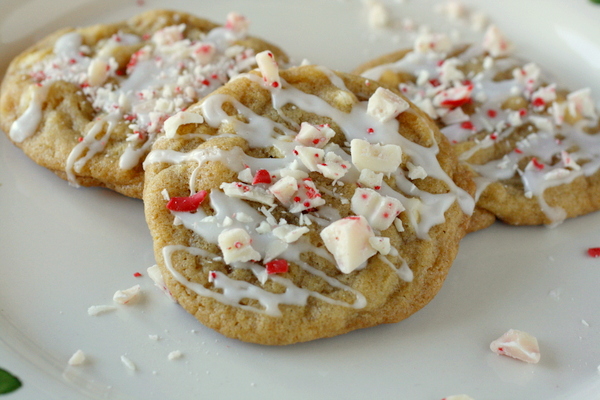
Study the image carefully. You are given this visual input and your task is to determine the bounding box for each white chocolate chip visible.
[358,169,384,189]
[295,146,324,171]
[320,216,377,274]
[218,228,262,264]
[351,139,403,174]
[367,87,410,122]
[220,182,275,206]
[295,122,335,148]
[351,188,405,231]
[317,152,351,180]
[255,50,280,88]
[269,176,299,205]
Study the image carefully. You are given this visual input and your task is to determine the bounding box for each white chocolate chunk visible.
[264,240,288,263]
[320,216,377,274]
[351,139,402,174]
[288,179,326,213]
[295,122,335,148]
[164,111,205,138]
[369,236,391,255]
[358,169,384,189]
[147,265,175,301]
[237,167,254,183]
[317,152,350,180]
[367,87,409,122]
[218,228,262,264]
[438,58,465,85]
[68,350,86,366]
[513,62,541,87]
[407,162,428,180]
[351,188,405,230]
[490,329,541,364]
[482,25,512,57]
[87,58,109,87]
[220,182,275,206]
[295,146,324,171]
[113,284,141,305]
[567,88,598,119]
[531,84,557,107]
[272,224,310,243]
[269,176,299,204]
[255,50,280,88]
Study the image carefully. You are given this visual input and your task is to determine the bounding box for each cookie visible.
[355,26,600,231]
[143,60,475,345]
[0,9,288,198]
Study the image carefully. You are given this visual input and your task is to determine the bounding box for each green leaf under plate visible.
[0,368,22,395]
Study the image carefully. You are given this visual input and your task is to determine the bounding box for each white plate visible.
[2,0,600,399]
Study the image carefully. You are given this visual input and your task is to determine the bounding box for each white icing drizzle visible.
[10,14,269,185]
[360,38,600,225]
[146,66,474,315]
[8,85,48,143]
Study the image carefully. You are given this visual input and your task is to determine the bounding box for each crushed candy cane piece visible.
[367,87,410,122]
[295,146,324,171]
[218,228,261,264]
[164,111,205,138]
[482,25,512,57]
[369,236,391,255]
[166,190,207,212]
[269,176,299,204]
[265,259,289,274]
[587,247,600,258]
[320,216,377,274]
[113,284,141,305]
[490,329,541,363]
[358,169,384,189]
[317,152,350,180]
[351,139,402,174]
[255,50,280,88]
[87,305,117,316]
[68,350,86,366]
[272,224,309,243]
[295,122,335,148]
[351,188,404,230]
[288,179,326,213]
[252,169,272,185]
[567,88,598,119]
[220,182,275,206]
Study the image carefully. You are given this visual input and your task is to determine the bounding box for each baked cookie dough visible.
[143,59,475,345]
[355,26,600,231]
[0,9,288,198]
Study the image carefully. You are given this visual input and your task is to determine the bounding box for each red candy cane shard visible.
[166,190,207,212]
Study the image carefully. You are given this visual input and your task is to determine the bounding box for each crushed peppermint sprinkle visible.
[166,190,207,212]
[16,13,267,185]
[587,247,600,258]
